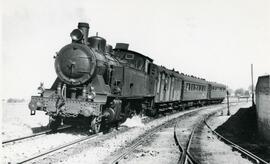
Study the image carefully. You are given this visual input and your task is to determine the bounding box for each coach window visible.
[136,57,145,71]
[125,53,136,68]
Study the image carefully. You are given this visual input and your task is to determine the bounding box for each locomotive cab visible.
[114,43,153,73]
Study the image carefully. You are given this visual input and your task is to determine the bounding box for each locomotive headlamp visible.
[70,29,83,41]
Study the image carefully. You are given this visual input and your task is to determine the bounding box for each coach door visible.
[147,63,158,96]
[207,84,211,99]
[180,81,185,100]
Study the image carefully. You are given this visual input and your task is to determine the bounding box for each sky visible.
[1,0,270,99]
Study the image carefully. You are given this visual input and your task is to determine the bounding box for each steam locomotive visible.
[29,22,226,133]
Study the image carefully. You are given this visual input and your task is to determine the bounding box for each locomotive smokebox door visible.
[55,43,97,85]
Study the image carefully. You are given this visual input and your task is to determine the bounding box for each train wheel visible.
[49,116,61,131]
[147,107,158,117]
[91,117,101,134]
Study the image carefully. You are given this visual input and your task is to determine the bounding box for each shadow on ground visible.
[31,125,91,136]
[216,106,270,162]
[31,126,50,133]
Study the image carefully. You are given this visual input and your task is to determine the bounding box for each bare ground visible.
[215,104,270,162]
[190,102,253,164]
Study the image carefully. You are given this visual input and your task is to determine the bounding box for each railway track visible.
[3,102,235,147]
[3,102,234,146]
[174,121,199,164]
[2,125,72,145]
[173,103,238,164]
[106,111,200,164]
[17,132,101,163]
[104,103,231,164]
[3,125,95,164]
[204,119,269,164]
[3,103,237,164]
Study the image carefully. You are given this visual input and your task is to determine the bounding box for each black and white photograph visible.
[1,0,270,163]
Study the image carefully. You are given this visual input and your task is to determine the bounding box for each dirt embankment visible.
[216,106,270,162]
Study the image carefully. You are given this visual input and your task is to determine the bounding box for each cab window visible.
[124,52,145,71]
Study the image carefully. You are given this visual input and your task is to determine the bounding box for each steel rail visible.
[17,132,101,164]
[109,121,169,164]
[110,103,236,164]
[108,107,207,164]
[174,103,237,164]
[3,102,233,146]
[174,122,199,164]
[7,103,236,164]
[204,120,269,164]
[2,125,72,145]
[185,126,200,164]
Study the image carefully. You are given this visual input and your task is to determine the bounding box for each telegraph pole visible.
[227,90,230,115]
[251,64,255,107]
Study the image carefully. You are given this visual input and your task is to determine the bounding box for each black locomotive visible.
[29,22,226,133]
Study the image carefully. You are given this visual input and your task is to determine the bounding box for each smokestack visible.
[78,22,89,44]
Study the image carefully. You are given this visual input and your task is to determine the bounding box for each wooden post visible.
[227,90,230,115]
